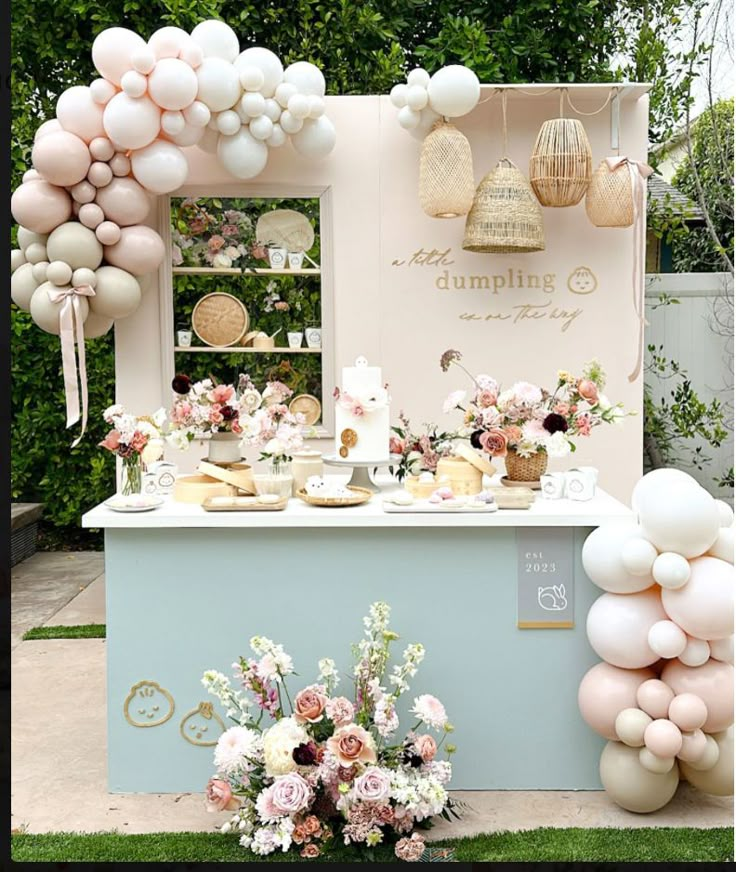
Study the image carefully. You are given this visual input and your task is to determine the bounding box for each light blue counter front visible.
[104,524,606,793]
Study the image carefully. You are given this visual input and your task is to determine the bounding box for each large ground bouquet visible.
[202,602,457,861]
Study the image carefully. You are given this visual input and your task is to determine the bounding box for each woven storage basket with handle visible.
[505,448,548,482]
[530,118,592,207]
[585,159,634,227]
[462,159,545,253]
[419,120,475,218]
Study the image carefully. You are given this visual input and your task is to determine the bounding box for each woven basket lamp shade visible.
[419,120,475,218]
[529,118,592,207]
[585,159,634,227]
[462,158,545,253]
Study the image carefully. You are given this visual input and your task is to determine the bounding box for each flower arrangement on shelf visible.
[201,602,458,862]
[167,374,247,448]
[171,198,265,270]
[389,412,457,481]
[238,375,305,463]
[99,404,167,495]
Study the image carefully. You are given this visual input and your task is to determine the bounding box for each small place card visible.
[517,528,574,628]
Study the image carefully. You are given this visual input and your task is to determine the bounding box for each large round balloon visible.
[34,119,63,142]
[32,131,91,187]
[83,310,115,339]
[90,266,142,319]
[190,19,240,62]
[709,635,734,664]
[170,123,206,148]
[283,61,326,97]
[291,116,336,159]
[707,528,734,564]
[639,479,720,559]
[599,741,679,812]
[679,728,733,795]
[234,47,283,98]
[661,556,734,641]
[631,468,698,514]
[92,27,148,86]
[17,228,48,250]
[147,58,199,111]
[56,86,106,143]
[427,65,480,118]
[582,522,655,593]
[578,662,655,740]
[217,128,268,179]
[46,222,103,270]
[94,177,152,226]
[661,659,734,733]
[130,140,189,194]
[148,26,191,60]
[11,180,72,234]
[10,262,39,312]
[648,620,687,659]
[103,93,162,151]
[586,587,666,668]
[196,57,242,113]
[29,282,90,334]
[104,225,165,275]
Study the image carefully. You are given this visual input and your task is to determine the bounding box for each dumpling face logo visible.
[124,680,175,728]
[567,266,598,295]
[180,701,225,747]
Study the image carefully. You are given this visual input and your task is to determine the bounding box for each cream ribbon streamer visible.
[603,156,653,382]
[46,284,96,446]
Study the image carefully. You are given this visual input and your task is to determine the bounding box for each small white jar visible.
[292,450,324,495]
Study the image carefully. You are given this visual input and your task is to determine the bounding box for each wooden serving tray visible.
[296,486,372,507]
[202,495,288,512]
[383,501,498,514]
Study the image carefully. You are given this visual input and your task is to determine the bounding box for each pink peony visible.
[414,734,437,762]
[577,378,599,403]
[326,696,355,726]
[221,224,239,237]
[293,685,328,724]
[205,778,240,813]
[212,384,234,404]
[503,425,523,444]
[353,767,391,803]
[478,428,508,457]
[271,772,313,815]
[327,724,377,767]
[99,430,121,452]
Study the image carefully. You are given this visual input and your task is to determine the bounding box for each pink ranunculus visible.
[576,413,592,436]
[210,409,224,425]
[476,388,497,408]
[205,778,240,812]
[479,427,508,457]
[326,696,355,726]
[99,429,121,452]
[293,685,328,724]
[271,772,313,815]
[577,379,599,403]
[389,435,405,456]
[212,384,234,404]
[327,724,377,767]
[553,402,570,416]
[353,767,391,803]
[274,300,290,311]
[414,734,437,763]
[208,234,225,251]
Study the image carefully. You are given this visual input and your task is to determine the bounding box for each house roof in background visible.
[648,174,705,224]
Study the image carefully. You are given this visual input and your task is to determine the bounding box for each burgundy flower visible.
[220,405,238,421]
[292,741,319,766]
[470,429,484,449]
[172,373,192,395]
[543,413,569,434]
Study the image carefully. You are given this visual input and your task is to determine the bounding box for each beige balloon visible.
[89,266,142,319]
[11,249,26,272]
[17,227,48,250]
[11,263,39,312]
[639,747,676,774]
[683,733,720,771]
[29,282,89,335]
[83,310,114,339]
[11,180,73,234]
[599,741,680,812]
[103,225,165,276]
[94,177,152,226]
[679,728,733,795]
[46,222,103,270]
[614,707,652,748]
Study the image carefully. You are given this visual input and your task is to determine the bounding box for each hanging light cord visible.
[565,87,618,116]
[501,90,509,158]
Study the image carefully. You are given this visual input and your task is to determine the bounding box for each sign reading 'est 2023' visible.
[517,528,575,628]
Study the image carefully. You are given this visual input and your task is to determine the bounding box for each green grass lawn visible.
[11,827,733,862]
[22,623,106,640]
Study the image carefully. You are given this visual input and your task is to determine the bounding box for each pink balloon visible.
[90,78,118,106]
[586,587,667,669]
[109,153,131,177]
[34,119,63,142]
[87,161,113,188]
[79,203,105,229]
[179,42,203,69]
[11,180,72,234]
[22,169,41,182]
[148,26,190,59]
[644,719,683,758]
[92,27,148,86]
[95,221,121,245]
[661,659,734,733]
[147,58,198,111]
[56,86,105,142]
[578,662,656,740]
[668,693,708,731]
[636,679,675,719]
[103,93,161,151]
[677,728,708,762]
[661,556,734,642]
[70,181,97,205]
[89,137,116,162]
[104,225,165,275]
[94,177,152,226]
[32,131,91,187]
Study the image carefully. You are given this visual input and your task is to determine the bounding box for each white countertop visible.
[82,477,632,530]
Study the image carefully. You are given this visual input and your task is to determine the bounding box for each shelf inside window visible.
[172,267,320,276]
[174,346,322,354]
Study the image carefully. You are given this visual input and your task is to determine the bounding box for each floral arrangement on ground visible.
[201,602,459,861]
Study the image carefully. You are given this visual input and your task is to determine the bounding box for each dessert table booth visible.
[82,82,650,792]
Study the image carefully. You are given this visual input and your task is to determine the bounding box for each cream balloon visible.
[109,153,131,177]
[631,468,697,514]
[95,221,121,246]
[238,64,265,92]
[216,110,241,136]
[637,678,675,719]
[161,111,186,137]
[22,169,41,182]
[638,747,676,774]
[10,249,26,272]
[148,26,190,60]
[715,499,734,527]
[621,538,658,576]
[582,522,655,593]
[83,310,114,339]
[652,551,691,589]
[291,116,336,159]
[682,733,720,771]
[279,111,303,135]
[46,260,73,286]
[91,27,147,86]
[30,282,89,334]
[427,65,480,117]
[56,86,105,142]
[103,93,162,151]
[249,115,274,141]
[407,68,431,88]
[644,718,682,758]
[23,243,47,265]
[217,128,268,180]
[669,692,708,731]
[131,46,157,74]
[190,20,240,63]
[79,203,105,230]
[89,266,142,319]
[709,635,734,664]
[31,262,49,284]
[89,137,115,162]
[121,70,148,98]
[707,528,734,564]
[170,123,206,147]
[679,636,711,668]
[287,93,310,120]
[406,84,429,111]
[661,556,734,641]
[677,729,708,763]
[266,124,287,148]
[648,620,687,659]
[614,707,652,747]
[10,263,38,311]
[234,48,284,99]
[398,105,421,129]
[179,42,204,70]
[307,95,325,119]
[17,228,48,250]
[283,61,326,97]
[241,92,266,118]
[196,58,241,113]
[586,587,666,668]
[275,82,298,108]
[263,98,282,123]
[390,84,408,108]
[148,58,199,111]
[130,140,188,195]
[679,728,733,795]
[72,268,96,288]
[578,662,655,740]
[46,222,103,270]
[34,118,63,141]
[88,161,113,188]
[90,78,117,106]
[599,741,679,812]
[639,480,720,559]
[104,226,165,276]
[409,106,442,141]
[32,131,91,187]
[182,101,211,128]
[661,659,734,732]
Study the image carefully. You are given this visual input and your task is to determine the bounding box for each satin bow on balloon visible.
[604,156,654,383]
[46,283,96,447]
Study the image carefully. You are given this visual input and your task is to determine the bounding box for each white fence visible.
[645,272,734,501]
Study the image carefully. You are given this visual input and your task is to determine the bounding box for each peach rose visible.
[205,778,239,812]
[476,389,497,408]
[414,734,437,762]
[301,844,321,858]
[327,724,377,767]
[479,427,508,457]
[577,379,598,403]
[503,425,523,443]
[294,686,328,724]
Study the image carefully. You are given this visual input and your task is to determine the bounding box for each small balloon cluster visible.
[389,64,481,139]
[579,469,734,813]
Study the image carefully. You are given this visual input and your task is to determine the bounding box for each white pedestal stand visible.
[322,454,400,492]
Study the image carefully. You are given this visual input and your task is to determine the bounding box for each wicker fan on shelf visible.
[419,120,475,218]
[585,159,635,227]
[529,115,592,207]
[255,210,315,252]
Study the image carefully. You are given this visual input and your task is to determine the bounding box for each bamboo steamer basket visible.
[436,456,483,496]
[174,475,236,504]
[585,159,634,227]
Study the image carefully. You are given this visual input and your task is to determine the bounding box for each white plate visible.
[105,495,164,512]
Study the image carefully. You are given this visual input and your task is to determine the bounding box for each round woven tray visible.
[296,486,372,507]
[192,293,249,347]
[289,393,322,426]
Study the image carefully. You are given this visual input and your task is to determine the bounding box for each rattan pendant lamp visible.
[462,91,545,253]
[418,118,475,218]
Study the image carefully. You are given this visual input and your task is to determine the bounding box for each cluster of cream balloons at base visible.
[390,64,481,139]
[578,468,734,812]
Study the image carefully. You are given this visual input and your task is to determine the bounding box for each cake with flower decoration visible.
[333,357,390,462]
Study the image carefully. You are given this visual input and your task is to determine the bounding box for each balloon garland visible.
[579,469,734,811]
[10,18,337,443]
[390,65,481,139]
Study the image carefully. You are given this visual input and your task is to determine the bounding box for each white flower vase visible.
[207,431,242,464]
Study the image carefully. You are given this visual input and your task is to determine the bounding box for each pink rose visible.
[205,778,239,813]
[478,428,508,457]
[553,402,570,416]
[353,767,391,803]
[99,429,121,452]
[209,409,224,425]
[476,389,497,408]
[389,435,405,455]
[503,425,523,444]
[414,734,437,762]
[212,384,234,404]
[208,234,225,251]
[271,772,313,815]
[577,379,599,403]
[221,224,239,237]
[327,724,377,767]
[294,685,328,724]
[326,696,355,726]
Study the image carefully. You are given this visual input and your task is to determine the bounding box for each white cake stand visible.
[323,454,401,492]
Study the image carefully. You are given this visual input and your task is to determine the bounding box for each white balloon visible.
[648,620,687,659]
[17,228,48,250]
[582,522,655,593]
[283,61,325,97]
[715,500,734,527]
[652,552,691,589]
[427,65,480,117]
[406,84,429,111]
[409,106,442,140]
[46,260,73,286]
[148,57,199,111]
[148,26,190,60]
[196,58,241,113]
[10,263,38,311]
[31,262,49,284]
[30,282,89,334]
[24,242,47,265]
[407,68,431,88]
[707,528,734,564]
[640,481,720,559]
[131,139,189,194]
[121,70,148,98]
[710,636,734,664]
[631,468,699,514]
[169,123,206,147]
[621,538,659,576]
[287,93,310,120]
[217,128,269,179]
[239,64,265,92]
[183,101,211,128]
[103,93,161,150]
[275,82,298,109]
[679,636,711,667]
[279,110,303,134]
[216,110,242,136]
[307,95,325,119]
[263,98,282,122]
[11,249,26,272]
[234,48,284,98]
[398,105,421,129]
[241,92,266,118]
[249,115,274,141]
[132,46,157,74]
[90,78,117,106]
[290,116,336,158]
[190,19,240,63]
[266,123,287,148]
[91,27,147,86]
[390,83,408,108]
[161,111,186,136]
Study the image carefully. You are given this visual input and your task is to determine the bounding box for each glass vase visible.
[120,454,143,496]
[254,458,293,499]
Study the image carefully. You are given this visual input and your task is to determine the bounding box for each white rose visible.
[262,717,309,777]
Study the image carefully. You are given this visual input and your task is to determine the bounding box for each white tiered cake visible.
[334,357,390,462]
